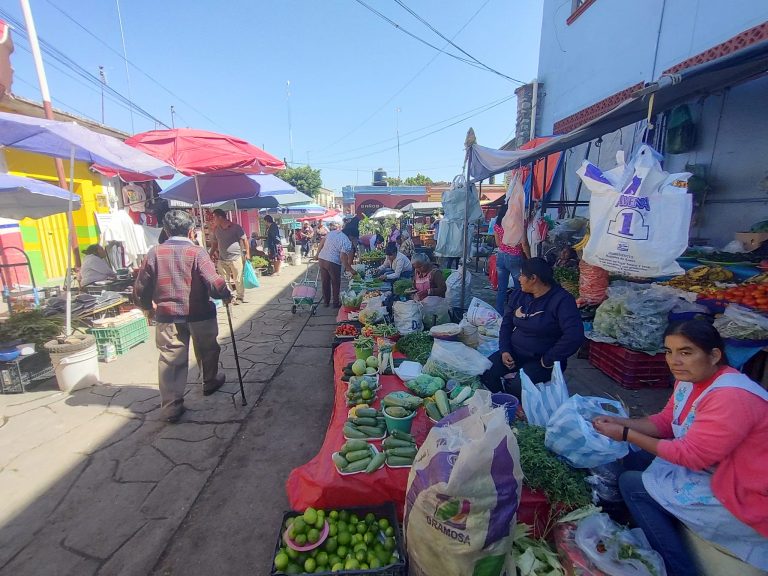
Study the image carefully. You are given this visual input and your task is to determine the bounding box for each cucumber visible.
[345,448,373,462]
[352,417,378,427]
[384,406,410,418]
[355,408,379,419]
[382,393,422,410]
[357,425,385,437]
[391,429,415,442]
[387,446,418,458]
[452,386,473,405]
[343,424,367,439]
[343,457,372,473]
[332,453,349,470]
[365,451,386,473]
[382,437,416,449]
[434,389,450,417]
[343,439,369,452]
[386,455,415,467]
[424,400,442,421]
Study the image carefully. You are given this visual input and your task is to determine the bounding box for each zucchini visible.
[343,439,369,452]
[346,448,373,462]
[384,406,409,418]
[452,386,473,405]
[343,424,367,439]
[382,437,416,449]
[365,451,386,473]
[352,417,378,427]
[382,393,422,410]
[434,389,450,417]
[357,425,385,437]
[386,455,415,467]
[391,429,415,442]
[387,446,417,458]
[424,400,442,421]
[355,408,379,419]
[332,453,349,470]
[343,457,372,473]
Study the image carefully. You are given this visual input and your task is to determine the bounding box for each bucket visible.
[383,407,416,434]
[50,344,100,393]
[354,346,373,360]
[491,393,519,425]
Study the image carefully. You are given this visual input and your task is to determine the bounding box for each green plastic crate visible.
[89,316,149,356]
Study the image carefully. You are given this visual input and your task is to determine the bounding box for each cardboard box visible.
[736,232,768,251]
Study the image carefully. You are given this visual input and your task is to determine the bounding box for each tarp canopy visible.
[400,201,442,214]
[468,38,768,181]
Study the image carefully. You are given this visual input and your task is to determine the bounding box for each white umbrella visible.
[370,207,403,220]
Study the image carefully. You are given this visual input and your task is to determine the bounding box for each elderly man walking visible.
[135,210,231,422]
[210,208,249,304]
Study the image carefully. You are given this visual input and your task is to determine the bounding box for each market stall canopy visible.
[297,208,340,222]
[261,204,326,216]
[369,207,403,220]
[400,201,442,214]
[468,38,768,181]
[0,111,175,178]
[0,172,81,219]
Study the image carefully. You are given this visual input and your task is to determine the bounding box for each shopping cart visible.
[290,264,320,315]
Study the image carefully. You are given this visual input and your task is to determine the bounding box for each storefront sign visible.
[358,199,383,216]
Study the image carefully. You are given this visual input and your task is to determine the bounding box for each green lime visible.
[344,558,360,570]
[385,526,395,537]
[376,548,390,564]
[337,531,351,546]
[349,514,359,525]
[286,564,301,575]
[360,563,369,570]
[384,536,396,552]
[317,509,326,519]
[355,549,367,563]
[304,557,316,572]
[285,517,295,529]
[331,562,344,572]
[324,537,338,553]
[339,510,350,522]
[292,517,307,535]
[328,554,340,566]
[274,552,290,571]
[286,547,299,560]
[316,551,329,567]
[356,522,367,534]
[363,532,375,545]
[378,518,390,531]
[307,528,320,544]
[365,512,376,525]
[329,510,339,520]
[328,523,338,537]
[315,517,325,530]
[336,545,348,559]
[303,507,318,526]
[353,543,367,553]
[337,521,348,533]
[294,534,307,546]
[369,556,382,569]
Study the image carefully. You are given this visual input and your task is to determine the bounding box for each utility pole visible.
[115,0,135,133]
[98,66,106,124]
[306,150,310,166]
[170,105,176,128]
[286,80,294,165]
[395,107,402,181]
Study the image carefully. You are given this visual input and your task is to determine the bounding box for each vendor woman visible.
[481,257,583,397]
[79,244,116,286]
[594,319,768,576]
[411,252,446,301]
[376,242,413,281]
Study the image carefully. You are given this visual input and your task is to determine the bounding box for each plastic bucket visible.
[50,344,100,393]
[354,346,373,360]
[383,408,416,434]
[491,393,519,425]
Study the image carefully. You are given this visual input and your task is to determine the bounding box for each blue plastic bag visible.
[243,261,260,289]
[520,361,568,427]
[545,394,629,468]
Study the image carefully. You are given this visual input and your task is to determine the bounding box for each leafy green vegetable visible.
[251,255,269,269]
[405,374,444,397]
[393,278,413,296]
[0,310,63,348]
[515,425,591,509]
[512,523,564,576]
[395,331,433,364]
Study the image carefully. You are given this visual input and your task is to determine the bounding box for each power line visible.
[314,0,493,154]
[41,0,226,131]
[392,0,524,84]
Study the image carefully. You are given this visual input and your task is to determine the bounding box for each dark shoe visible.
[163,404,186,423]
[232,299,240,306]
[203,373,225,396]
[333,303,341,309]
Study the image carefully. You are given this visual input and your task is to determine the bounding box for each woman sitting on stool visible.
[481,257,583,397]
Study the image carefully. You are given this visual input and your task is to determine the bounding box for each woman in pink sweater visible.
[593,319,768,576]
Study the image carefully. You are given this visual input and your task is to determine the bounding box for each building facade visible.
[342,185,428,216]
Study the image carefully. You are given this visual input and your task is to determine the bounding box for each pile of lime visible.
[274,507,399,574]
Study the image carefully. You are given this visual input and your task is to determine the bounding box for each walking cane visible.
[225,302,247,406]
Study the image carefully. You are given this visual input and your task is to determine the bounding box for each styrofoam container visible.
[50,344,100,393]
[394,360,422,382]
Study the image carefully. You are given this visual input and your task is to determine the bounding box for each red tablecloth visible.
[286,341,552,530]
[336,307,355,323]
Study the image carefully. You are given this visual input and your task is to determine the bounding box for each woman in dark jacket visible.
[481,257,584,397]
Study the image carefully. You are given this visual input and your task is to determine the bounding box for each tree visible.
[277,166,323,197]
[384,177,403,186]
[404,173,433,186]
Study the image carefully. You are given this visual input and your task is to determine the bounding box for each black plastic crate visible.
[270,502,407,576]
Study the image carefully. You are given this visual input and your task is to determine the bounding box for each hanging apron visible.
[642,372,768,569]
[414,272,430,295]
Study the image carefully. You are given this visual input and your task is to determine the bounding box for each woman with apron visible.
[593,319,768,576]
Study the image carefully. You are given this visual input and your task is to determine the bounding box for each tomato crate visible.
[588,341,672,390]
[270,502,406,576]
[88,316,149,357]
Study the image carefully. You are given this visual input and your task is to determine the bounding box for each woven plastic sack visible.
[446,267,472,310]
[466,297,502,327]
[421,296,450,329]
[545,395,629,468]
[405,390,523,576]
[520,361,568,426]
[243,261,260,289]
[393,300,423,335]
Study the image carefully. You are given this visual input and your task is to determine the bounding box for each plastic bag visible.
[545,395,629,468]
[243,261,260,289]
[577,145,692,277]
[405,390,523,576]
[421,296,450,329]
[575,513,667,576]
[466,297,502,327]
[446,267,472,310]
[520,361,568,426]
[423,339,492,385]
[458,316,479,349]
[393,300,423,335]
[714,304,768,341]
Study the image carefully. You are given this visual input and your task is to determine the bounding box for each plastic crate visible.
[89,316,149,357]
[270,502,407,576]
[588,341,672,390]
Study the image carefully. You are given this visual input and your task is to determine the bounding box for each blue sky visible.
[3,0,543,191]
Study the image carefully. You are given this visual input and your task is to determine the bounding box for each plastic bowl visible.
[491,393,520,425]
[0,349,21,362]
[283,519,330,551]
[383,407,416,434]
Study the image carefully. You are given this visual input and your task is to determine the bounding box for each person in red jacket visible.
[594,319,768,576]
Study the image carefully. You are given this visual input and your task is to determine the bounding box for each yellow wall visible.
[4,149,109,284]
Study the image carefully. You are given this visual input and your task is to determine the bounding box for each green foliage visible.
[277,166,323,197]
[384,177,403,186]
[404,173,433,186]
[359,216,398,238]
[0,310,63,347]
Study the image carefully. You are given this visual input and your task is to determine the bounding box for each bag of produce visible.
[545,395,629,469]
[423,339,492,386]
[420,296,450,329]
[714,304,768,342]
[458,316,479,348]
[574,513,667,576]
[405,390,523,576]
[445,266,472,311]
[393,300,423,335]
[520,361,568,427]
[466,297,502,327]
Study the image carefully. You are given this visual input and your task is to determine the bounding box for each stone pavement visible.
[0,262,329,576]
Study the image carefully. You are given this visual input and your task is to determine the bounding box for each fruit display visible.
[346,373,380,406]
[333,441,385,475]
[382,430,418,467]
[699,282,768,314]
[660,265,734,293]
[335,324,358,338]
[273,507,402,573]
[344,407,387,440]
[361,290,383,302]
[745,272,768,284]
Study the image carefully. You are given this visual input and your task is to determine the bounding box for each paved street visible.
[0,263,667,576]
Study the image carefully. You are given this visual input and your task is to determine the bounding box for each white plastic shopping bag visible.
[520,361,568,426]
[577,145,692,277]
[405,390,523,576]
[466,297,502,327]
[545,395,629,468]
